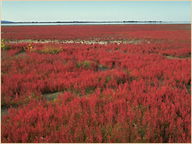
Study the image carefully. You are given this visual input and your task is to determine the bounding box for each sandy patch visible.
[5,39,144,45]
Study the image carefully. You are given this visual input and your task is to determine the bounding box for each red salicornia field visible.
[1,24,191,142]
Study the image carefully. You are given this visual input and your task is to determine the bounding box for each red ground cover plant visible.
[1,24,191,142]
[1,24,191,42]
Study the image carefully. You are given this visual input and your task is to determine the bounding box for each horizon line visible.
[1,20,191,23]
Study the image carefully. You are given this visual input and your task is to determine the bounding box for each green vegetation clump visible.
[84,61,90,68]
[76,61,91,69]
[1,39,11,50]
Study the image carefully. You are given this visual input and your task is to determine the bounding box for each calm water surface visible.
[1,21,191,26]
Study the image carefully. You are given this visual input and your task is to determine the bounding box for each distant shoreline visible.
[1,21,164,24]
[1,21,191,26]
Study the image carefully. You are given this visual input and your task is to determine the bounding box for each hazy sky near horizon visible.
[1,1,191,22]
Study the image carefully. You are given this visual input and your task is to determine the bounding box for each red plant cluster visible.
[1,81,191,142]
[1,25,191,142]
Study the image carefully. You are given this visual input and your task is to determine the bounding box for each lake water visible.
[1,21,191,26]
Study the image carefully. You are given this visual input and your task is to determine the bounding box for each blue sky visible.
[1,1,191,22]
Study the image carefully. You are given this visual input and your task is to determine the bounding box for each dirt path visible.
[42,92,62,101]
[1,106,10,119]
[1,105,22,120]
[165,54,191,60]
